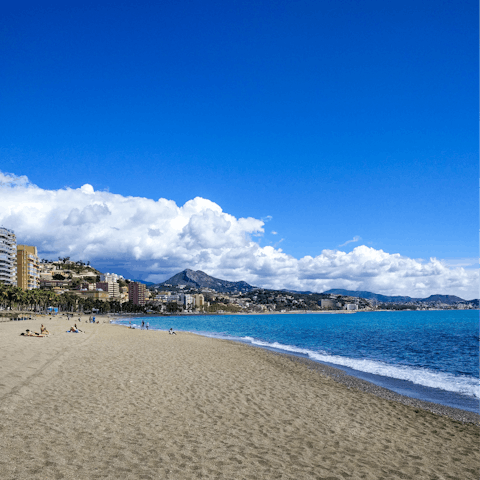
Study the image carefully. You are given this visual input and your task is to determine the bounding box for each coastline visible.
[269,351,480,424]
[1,315,478,479]
[113,311,480,415]
[114,318,480,423]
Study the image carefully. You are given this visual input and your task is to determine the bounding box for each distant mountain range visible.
[150,270,475,303]
[152,269,255,293]
[323,289,470,304]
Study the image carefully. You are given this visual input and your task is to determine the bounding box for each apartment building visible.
[100,273,124,283]
[128,282,146,306]
[0,227,17,286]
[17,245,40,290]
[96,281,120,298]
[194,294,205,308]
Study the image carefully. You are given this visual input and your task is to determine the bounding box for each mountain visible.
[323,289,469,304]
[323,289,417,303]
[421,295,467,305]
[153,269,255,293]
[151,273,474,302]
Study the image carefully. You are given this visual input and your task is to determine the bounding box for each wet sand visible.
[0,316,478,479]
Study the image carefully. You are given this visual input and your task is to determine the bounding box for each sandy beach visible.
[0,315,478,479]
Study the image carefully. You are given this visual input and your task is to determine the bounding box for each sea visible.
[112,310,479,413]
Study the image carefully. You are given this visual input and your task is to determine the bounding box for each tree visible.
[166,302,181,313]
[8,287,26,311]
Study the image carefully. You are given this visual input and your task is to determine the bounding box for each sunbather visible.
[21,329,41,337]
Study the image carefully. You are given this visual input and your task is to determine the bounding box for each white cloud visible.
[271,231,278,235]
[1,171,478,299]
[339,235,361,247]
[440,258,479,269]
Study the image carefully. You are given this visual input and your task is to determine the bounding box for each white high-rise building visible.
[0,227,17,286]
[100,273,124,283]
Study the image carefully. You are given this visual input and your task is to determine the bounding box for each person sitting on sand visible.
[169,328,176,335]
[68,326,79,333]
[40,324,49,335]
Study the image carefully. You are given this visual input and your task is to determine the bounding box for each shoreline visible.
[112,313,480,419]
[271,350,480,425]
[111,319,480,424]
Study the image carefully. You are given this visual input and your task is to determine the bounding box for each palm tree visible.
[9,287,26,311]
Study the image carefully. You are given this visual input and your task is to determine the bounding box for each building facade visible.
[194,294,205,309]
[96,281,120,298]
[17,245,40,290]
[100,273,124,283]
[0,227,17,286]
[128,282,146,306]
[76,290,110,302]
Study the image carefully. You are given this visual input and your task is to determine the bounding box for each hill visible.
[323,289,469,304]
[323,289,417,303]
[153,269,255,293]
[421,294,467,305]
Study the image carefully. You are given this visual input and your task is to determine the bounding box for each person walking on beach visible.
[141,320,145,329]
[146,322,149,330]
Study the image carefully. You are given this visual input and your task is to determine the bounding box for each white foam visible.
[242,337,480,399]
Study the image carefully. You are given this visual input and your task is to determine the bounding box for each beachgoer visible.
[146,322,149,330]
[141,320,145,329]
[169,328,176,335]
[40,324,49,335]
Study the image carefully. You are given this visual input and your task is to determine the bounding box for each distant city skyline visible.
[0,1,477,298]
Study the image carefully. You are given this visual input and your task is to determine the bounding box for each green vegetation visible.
[206,303,241,313]
[0,283,144,314]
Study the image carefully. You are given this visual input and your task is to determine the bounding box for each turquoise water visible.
[113,310,479,413]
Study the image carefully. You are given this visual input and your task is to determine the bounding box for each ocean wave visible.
[241,337,480,399]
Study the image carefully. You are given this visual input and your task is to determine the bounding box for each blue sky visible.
[0,1,477,297]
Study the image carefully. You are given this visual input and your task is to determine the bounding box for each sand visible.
[0,315,478,479]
